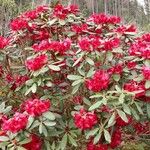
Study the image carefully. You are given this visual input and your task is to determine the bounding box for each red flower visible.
[127,61,136,69]
[24,99,50,116]
[124,81,145,98]
[108,16,121,24]
[25,54,48,71]
[111,64,123,74]
[2,113,28,133]
[72,23,87,34]
[22,10,38,20]
[68,4,79,14]
[0,36,9,49]
[86,70,110,92]
[103,38,120,51]
[89,13,108,24]
[53,4,68,19]
[23,134,42,150]
[142,66,150,80]
[74,109,97,130]
[116,116,132,127]
[110,128,122,149]
[32,40,50,52]
[10,18,28,31]
[31,29,50,41]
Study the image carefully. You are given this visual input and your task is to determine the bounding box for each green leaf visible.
[48,65,60,71]
[31,83,37,93]
[68,135,77,147]
[145,80,150,89]
[90,94,103,99]
[46,81,53,87]
[106,52,113,61]
[72,84,81,94]
[25,79,34,86]
[119,93,125,104]
[113,74,120,82]
[104,129,111,143]
[107,113,116,128]
[117,110,128,122]
[26,116,34,129]
[134,102,143,114]
[131,108,140,120]
[86,57,94,66]
[39,123,43,134]
[48,18,57,25]
[44,121,56,127]
[60,134,68,150]
[87,67,95,78]
[59,19,66,25]
[72,79,83,86]
[42,125,48,137]
[147,103,150,119]
[89,101,103,111]
[86,128,99,139]
[0,136,9,142]
[93,130,102,144]
[67,75,82,80]
[123,104,131,115]
[43,112,55,120]
[19,138,31,145]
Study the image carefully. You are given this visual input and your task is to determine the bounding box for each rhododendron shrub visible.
[0,2,150,150]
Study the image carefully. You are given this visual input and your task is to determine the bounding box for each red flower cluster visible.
[129,33,150,59]
[142,66,150,80]
[72,23,88,34]
[32,39,71,54]
[23,99,50,116]
[25,54,48,71]
[23,134,42,150]
[10,18,28,31]
[2,113,28,133]
[110,128,122,149]
[74,109,97,130]
[79,36,101,51]
[0,36,9,49]
[88,13,121,25]
[124,80,145,97]
[127,61,136,69]
[31,29,50,41]
[103,38,120,51]
[86,70,110,92]
[116,116,132,127]
[53,4,78,19]
[115,25,136,34]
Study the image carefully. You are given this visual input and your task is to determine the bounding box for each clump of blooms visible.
[123,80,145,97]
[0,2,150,150]
[23,99,50,116]
[23,134,42,150]
[32,39,71,54]
[116,116,132,127]
[142,66,150,80]
[25,54,48,71]
[110,128,122,149]
[74,109,97,130]
[2,113,28,133]
[86,70,110,92]
[0,36,9,49]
